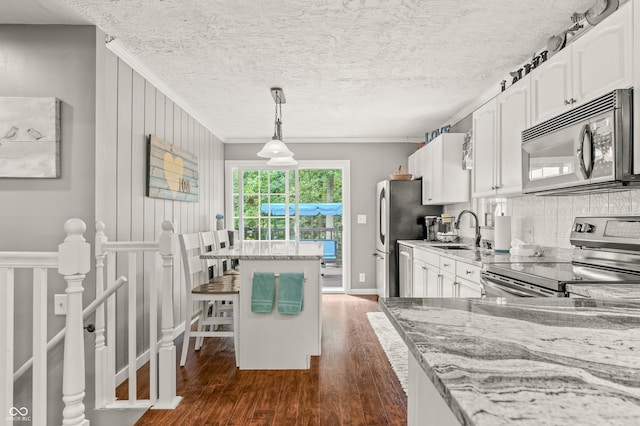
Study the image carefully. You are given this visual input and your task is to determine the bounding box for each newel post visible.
[154,221,181,409]
[59,218,90,426]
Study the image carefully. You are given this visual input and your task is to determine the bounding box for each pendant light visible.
[267,155,298,166]
[257,87,294,159]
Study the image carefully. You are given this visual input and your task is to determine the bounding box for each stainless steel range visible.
[481,216,640,297]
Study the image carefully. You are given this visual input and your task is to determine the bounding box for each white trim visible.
[105,38,226,141]
[225,137,424,144]
[347,288,378,295]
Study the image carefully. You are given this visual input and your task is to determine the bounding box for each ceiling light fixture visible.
[267,155,298,166]
[257,87,294,159]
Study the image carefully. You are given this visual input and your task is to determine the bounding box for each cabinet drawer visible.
[439,256,456,275]
[414,248,439,267]
[456,261,481,283]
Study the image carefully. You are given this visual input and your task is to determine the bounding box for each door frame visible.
[225,160,351,293]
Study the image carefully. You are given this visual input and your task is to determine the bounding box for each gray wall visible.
[1,24,225,425]
[0,25,97,426]
[225,142,418,292]
[97,49,225,371]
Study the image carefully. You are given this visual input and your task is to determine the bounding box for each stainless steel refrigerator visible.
[375,179,442,298]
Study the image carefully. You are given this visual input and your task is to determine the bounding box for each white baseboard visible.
[347,288,379,295]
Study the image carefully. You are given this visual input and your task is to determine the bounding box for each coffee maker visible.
[423,216,439,241]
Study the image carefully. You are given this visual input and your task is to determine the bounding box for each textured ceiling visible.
[3,0,596,142]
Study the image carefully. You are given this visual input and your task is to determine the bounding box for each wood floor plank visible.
[125,294,407,425]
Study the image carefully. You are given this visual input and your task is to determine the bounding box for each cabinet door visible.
[572,2,632,104]
[441,274,456,298]
[530,48,572,125]
[426,267,440,298]
[421,143,435,204]
[472,98,497,197]
[412,259,427,298]
[439,134,470,204]
[408,150,418,178]
[497,76,529,195]
[457,277,482,298]
[399,248,412,297]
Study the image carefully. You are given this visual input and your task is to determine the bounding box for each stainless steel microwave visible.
[522,89,639,195]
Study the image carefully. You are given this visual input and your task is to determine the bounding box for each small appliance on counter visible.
[481,216,640,297]
[436,213,457,242]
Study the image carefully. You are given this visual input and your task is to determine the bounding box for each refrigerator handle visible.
[379,187,386,245]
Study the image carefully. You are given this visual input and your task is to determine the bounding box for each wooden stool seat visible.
[193,279,239,294]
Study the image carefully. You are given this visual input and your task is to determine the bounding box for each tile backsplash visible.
[445,188,640,250]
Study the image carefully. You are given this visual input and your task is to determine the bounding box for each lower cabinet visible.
[411,249,483,298]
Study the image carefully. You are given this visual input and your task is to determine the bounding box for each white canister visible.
[494,215,511,253]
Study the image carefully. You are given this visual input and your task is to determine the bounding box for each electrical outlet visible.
[54,294,67,316]
[358,273,366,282]
[357,214,367,224]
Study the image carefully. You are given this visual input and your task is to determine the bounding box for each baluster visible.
[1,267,14,425]
[127,251,137,405]
[155,221,181,408]
[59,218,90,426]
[94,221,108,409]
[32,267,48,424]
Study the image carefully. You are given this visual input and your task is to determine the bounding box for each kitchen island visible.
[202,241,323,369]
[380,297,640,426]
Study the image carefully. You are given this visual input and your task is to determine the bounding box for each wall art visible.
[0,97,60,178]
[147,135,199,202]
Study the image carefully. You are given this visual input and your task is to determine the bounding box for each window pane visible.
[233,169,239,194]
[244,195,260,216]
[243,170,259,194]
[270,170,286,193]
[243,218,258,240]
[269,194,285,204]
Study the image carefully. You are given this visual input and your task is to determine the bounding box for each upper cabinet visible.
[473,76,528,198]
[421,133,470,205]
[531,1,632,126]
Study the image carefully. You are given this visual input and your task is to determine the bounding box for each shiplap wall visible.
[97,50,224,370]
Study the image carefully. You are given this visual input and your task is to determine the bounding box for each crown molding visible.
[224,136,424,144]
[105,38,226,141]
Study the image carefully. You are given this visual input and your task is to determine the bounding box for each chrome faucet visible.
[454,209,482,247]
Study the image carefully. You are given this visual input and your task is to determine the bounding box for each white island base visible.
[238,257,322,370]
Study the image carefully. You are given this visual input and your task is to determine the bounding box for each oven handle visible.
[480,276,536,298]
[577,123,592,179]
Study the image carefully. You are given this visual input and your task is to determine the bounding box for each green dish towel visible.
[251,272,275,313]
[278,272,305,315]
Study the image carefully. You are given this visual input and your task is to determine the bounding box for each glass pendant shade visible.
[257,138,294,158]
[267,155,298,166]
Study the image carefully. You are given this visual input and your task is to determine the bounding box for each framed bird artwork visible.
[0,97,60,178]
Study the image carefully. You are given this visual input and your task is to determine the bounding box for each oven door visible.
[480,272,566,298]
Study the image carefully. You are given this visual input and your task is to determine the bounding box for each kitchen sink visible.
[423,243,472,250]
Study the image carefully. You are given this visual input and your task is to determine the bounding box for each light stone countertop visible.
[396,239,560,267]
[380,297,640,426]
[566,283,640,299]
[200,240,323,260]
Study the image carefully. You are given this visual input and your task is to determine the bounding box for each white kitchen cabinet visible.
[530,49,572,125]
[531,1,632,126]
[473,76,528,198]
[408,147,425,179]
[412,258,427,298]
[440,274,457,298]
[472,98,498,197]
[399,244,413,297]
[413,248,440,298]
[421,134,470,205]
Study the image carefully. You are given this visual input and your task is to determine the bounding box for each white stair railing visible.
[94,220,181,411]
[1,218,90,426]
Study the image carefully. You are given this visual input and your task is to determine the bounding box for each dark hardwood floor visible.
[120,294,407,425]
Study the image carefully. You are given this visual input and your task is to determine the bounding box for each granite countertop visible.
[397,240,559,267]
[566,283,640,299]
[380,297,640,426]
[200,240,323,260]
